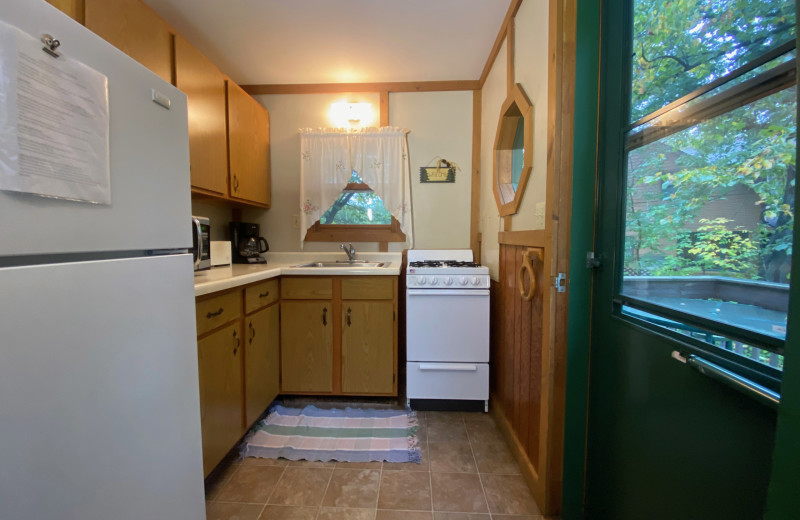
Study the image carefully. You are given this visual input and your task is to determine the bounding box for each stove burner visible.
[443,261,481,268]
[409,260,443,267]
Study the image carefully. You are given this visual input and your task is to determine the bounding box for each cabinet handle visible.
[322,307,327,326]
[233,174,239,191]
[346,307,351,327]
[259,291,270,298]
[249,321,255,343]
[206,307,224,319]
[232,329,240,355]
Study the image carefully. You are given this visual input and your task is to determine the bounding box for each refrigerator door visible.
[0,255,204,520]
[0,0,191,257]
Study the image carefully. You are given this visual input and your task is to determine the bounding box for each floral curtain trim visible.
[298,127,413,248]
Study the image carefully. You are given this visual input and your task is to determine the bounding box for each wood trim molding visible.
[507,18,516,96]
[471,90,482,261]
[241,81,480,96]
[498,229,549,247]
[479,0,524,88]
[379,91,390,126]
[304,217,407,243]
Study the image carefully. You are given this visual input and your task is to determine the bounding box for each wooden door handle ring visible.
[518,249,541,302]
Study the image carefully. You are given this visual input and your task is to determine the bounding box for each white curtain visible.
[299,127,414,248]
[298,128,352,243]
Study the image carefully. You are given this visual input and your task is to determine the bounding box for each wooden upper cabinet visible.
[227,81,271,207]
[45,0,84,22]
[174,35,228,196]
[84,0,171,83]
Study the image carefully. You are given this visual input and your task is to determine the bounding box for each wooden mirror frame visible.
[493,83,534,216]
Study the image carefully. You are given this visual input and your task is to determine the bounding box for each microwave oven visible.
[191,216,211,271]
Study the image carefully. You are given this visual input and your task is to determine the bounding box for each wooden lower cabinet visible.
[342,301,395,394]
[280,276,397,396]
[196,278,280,476]
[244,304,280,425]
[280,301,334,393]
[197,322,243,476]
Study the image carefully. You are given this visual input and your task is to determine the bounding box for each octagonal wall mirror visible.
[493,83,533,216]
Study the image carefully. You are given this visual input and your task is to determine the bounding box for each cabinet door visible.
[197,322,243,476]
[280,301,333,393]
[342,301,395,394]
[245,304,279,425]
[84,0,172,82]
[227,81,270,206]
[174,35,228,196]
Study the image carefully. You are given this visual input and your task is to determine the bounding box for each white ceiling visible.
[141,0,509,85]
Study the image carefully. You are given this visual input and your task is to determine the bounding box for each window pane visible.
[622,86,796,342]
[623,306,784,371]
[632,0,796,121]
[320,171,393,225]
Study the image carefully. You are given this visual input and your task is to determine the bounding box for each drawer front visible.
[281,277,332,299]
[406,362,489,400]
[196,290,242,336]
[341,277,394,300]
[245,278,279,313]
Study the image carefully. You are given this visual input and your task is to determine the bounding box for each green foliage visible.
[624,0,796,283]
[320,191,392,225]
[632,0,796,121]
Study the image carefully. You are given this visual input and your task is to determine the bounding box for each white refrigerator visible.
[0,1,206,519]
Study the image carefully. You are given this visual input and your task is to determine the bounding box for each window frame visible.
[303,182,406,244]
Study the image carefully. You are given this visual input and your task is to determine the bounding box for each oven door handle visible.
[418,363,478,372]
[407,289,489,296]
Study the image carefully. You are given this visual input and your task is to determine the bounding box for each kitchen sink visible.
[294,261,385,268]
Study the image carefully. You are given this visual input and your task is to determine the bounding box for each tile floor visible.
[205,411,547,520]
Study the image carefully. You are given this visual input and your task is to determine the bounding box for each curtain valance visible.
[299,127,413,247]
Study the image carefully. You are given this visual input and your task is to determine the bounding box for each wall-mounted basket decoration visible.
[420,159,458,183]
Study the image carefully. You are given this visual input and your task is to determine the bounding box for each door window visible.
[619,0,796,371]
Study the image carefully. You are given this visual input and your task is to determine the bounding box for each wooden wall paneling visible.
[527,246,544,469]
[518,246,533,461]
[471,90,482,261]
[242,81,479,96]
[503,247,516,420]
[513,246,523,433]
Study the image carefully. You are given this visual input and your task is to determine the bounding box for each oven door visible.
[406,288,489,362]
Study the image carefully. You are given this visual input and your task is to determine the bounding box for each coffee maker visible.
[230,222,268,264]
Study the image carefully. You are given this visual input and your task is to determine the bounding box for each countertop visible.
[193,252,403,297]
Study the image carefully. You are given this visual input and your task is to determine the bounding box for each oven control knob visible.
[472,277,480,286]
[417,276,426,285]
[459,277,468,286]
[429,276,438,285]
[444,276,453,286]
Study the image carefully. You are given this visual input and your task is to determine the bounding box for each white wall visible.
[389,91,473,250]
[479,39,507,280]
[246,91,472,252]
[478,0,550,280]
[511,0,550,230]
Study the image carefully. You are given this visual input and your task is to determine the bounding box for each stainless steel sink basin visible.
[294,261,385,268]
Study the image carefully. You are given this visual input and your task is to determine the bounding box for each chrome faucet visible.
[340,243,356,262]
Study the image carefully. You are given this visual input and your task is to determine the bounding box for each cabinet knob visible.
[233,329,240,355]
[346,307,352,327]
[322,307,327,326]
[249,320,255,343]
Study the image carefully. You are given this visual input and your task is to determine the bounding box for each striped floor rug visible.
[240,405,421,464]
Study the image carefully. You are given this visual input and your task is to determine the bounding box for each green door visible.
[585,1,795,518]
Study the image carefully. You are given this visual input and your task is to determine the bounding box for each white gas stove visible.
[405,250,490,412]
